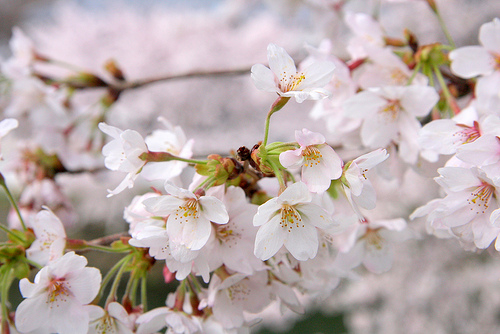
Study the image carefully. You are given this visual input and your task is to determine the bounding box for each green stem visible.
[105,255,131,306]
[262,97,291,147]
[194,175,215,192]
[97,254,131,304]
[406,61,422,86]
[0,175,26,231]
[0,264,13,332]
[85,244,131,253]
[23,257,43,269]
[268,159,286,192]
[130,276,139,306]
[434,7,456,48]
[433,63,455,118]
[141,275,148,311]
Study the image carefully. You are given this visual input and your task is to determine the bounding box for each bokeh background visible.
[2,0,500,333]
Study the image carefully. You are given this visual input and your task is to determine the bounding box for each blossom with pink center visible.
[411,166,500,249]
[251,43,336,103]
[15,252,102,334]
[280,128,343,193]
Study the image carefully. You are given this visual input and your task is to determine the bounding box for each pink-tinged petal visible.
[136,308,170,334]
[164,183,195,199]
[50,252,87,278]
[278,181,311,205]
[279,149,304,169]
[284,222,318,261]
[253,198,280,227]
[435,167,480,192]
[363,240,394,273]
[491,208,500,227]
[143,195,184,216]
[254,215,286,260]
[449,46,494,78]
[295,128,325,146]
[15,294,50,332]
[66,267,101,304]
[296,203,333,229]
[471,218,498,249]
[457,135,500,166]
[400,86,439,117]
[360,112,399,148]
[251,64,278,92]
[49,301,89,334]
[199,196,229,224]
[334,241,365,270]
[267,43,296,86]
[479,18,500,53]
[318,144,343,179]
[343,90,387,118]
[298,60,336,90]
[301,162,332,193]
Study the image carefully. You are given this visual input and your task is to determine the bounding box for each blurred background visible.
[2,0,500,333]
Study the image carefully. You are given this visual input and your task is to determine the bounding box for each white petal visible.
[479,18,500,53]
[251,64,278,92]
[254,215,286,260]
[449,46,494,78]
[267,43,296,86]
[284,222,319,261]
[199,196,229,224]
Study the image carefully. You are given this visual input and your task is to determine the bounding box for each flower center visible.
[364,228,384,250]
[174,198,199,224]
[216,225,241,248]
[227,280,250,303]
[467,182,496,214]
[280,71,306,92]
[380,100,401,121]
[455,121,481,144]
[303,146,323,168]
[47,278,71,306]
[280,204,304,232]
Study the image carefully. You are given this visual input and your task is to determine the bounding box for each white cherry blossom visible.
[99,122,148,197]
[26,207,66,266]
[449,18,500,79]
[15,252,102,334]
[253,181,334,261]
[279,128,343,193]
[141,117,194,182]
[251,43,335,103]
[343,85,439,163]
[143,183,229,251]
[87,302,134,334]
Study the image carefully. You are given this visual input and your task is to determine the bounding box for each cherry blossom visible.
[342,148,389,215]
[15,252,102,334]
[99,122,148,197]
[343,85,439,163]
[143,183,229,251]
[141,117,194,182]
[253,181,335,261]
[449,18,500,79]
[251,43,335,103]
[279,128,343,193]
[87,302,134,334]
[25,207,67,266]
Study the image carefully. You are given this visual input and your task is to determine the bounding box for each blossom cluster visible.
[0,1,499,333]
